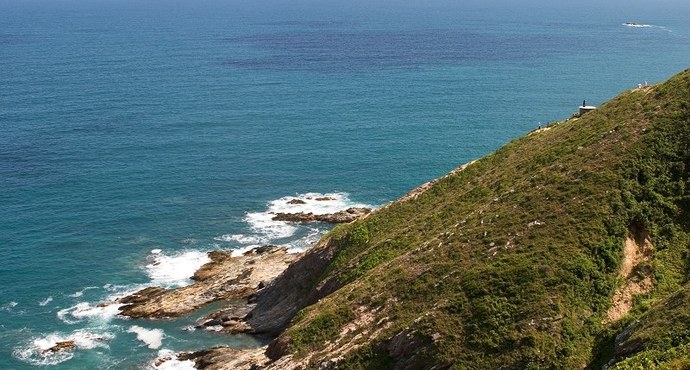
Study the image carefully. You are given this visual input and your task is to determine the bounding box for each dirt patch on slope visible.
[604,230,654,324]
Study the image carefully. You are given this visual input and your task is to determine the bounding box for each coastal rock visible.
[245,245,281,255]
[194,304,255,333]
[118,287,168,305]
[271,212,316,222]
[271,207,371,224]
[43,340,76,354]
[192,251,234,281]
[317,208,371,223]
[220,236,345,338]
[286,199,306,205]
[118,246,298,319]
[178,346,269,370]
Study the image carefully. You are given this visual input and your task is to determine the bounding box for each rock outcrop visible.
[177,347,270,370]
[271,207,371,224]
[118,246,298,319]
[219,236,344,336]
[43,341,76,354]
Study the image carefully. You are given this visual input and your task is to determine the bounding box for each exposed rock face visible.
[118,246,298,319]
[286,199,306,205]
[118,287,168,306]
[178,347,269,370]
[271,207,371,224]
[220,236,345,337]
[613,322,642,360]
[611,289,690,364]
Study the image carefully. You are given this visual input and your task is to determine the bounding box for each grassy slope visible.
[277,69,690,369]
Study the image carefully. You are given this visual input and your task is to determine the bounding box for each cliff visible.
[175,68,690,369]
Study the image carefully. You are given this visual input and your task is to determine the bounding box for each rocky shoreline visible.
[138,234,345,370]
[117,246,298,320]
[110,206,374,369]
[271,207,371,224]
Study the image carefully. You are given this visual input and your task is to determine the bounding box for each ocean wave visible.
[55,249,210,326]
[204,325,224,332]
[217,192,374,253]
[103,283,136,292]
[145,249,211,288]
[38,296,53,306]
[68,286,98,298]
[267,192,372,215]
[1,301,18,311]
[128,325,164,349]
[150,349,196,370]
[56,302,123,325]
[244,211,299,242]
[230,244,263,257]
[214,233,263,245]
[13,329,114,366]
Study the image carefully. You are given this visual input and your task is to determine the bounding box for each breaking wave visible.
[216,192,373,253]
[13,329,114,366]
[145,249,211,288]
[128,325,164,349]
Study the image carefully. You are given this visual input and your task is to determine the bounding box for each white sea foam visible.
[38,297,53,306]
[181,325,196,332]
[284,226,323,253]
[204,325,224,332]
[214,233,262,244]
[151,349,196,370]
[128,325,164,349]
[1,301,18,311]
[244,211,298,241]
[57,250,209,326]
[68,286,98,298]
[230,244,263,257]
[219,192,374,254]
[57,302,123,325]
[13,329,114,366]
[103,283,136,292]
[145,249,211,288]
[266,192,371,215]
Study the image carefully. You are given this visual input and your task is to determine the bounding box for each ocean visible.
[1,0,689,368]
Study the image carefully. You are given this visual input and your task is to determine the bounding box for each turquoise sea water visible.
[2,0,690,368]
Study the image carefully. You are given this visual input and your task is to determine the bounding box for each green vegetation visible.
[277,69,690,368]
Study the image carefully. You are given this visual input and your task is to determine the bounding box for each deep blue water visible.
[2,0,690,368]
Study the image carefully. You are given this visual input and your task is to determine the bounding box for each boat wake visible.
[622,22,672,32]
[623,22,653,28]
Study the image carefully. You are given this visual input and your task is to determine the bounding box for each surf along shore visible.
[113,204,374,369]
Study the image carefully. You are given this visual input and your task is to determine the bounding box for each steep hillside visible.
[199,69,690,369]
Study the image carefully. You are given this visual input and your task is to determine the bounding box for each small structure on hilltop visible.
[578,99,596,117]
